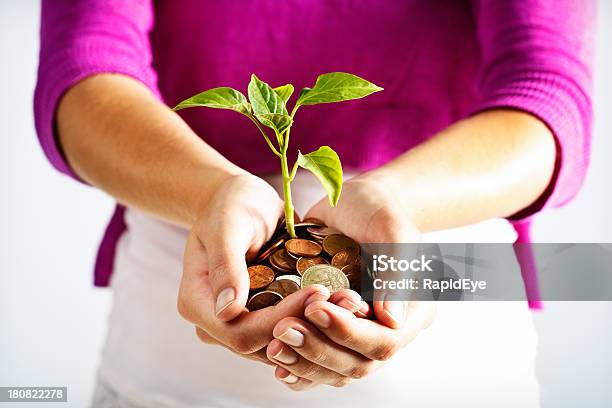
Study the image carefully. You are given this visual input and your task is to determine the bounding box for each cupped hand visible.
[305,171,427,328]
[178,174,330,360]
[268,171,435,389]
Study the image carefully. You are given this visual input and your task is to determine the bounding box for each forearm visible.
[57,74,247,227]
[369,109,556,232]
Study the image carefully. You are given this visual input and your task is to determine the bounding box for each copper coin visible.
[248,265,275,290]
[267,279,300,297]
[307,226,341,238]
[286,239,322,257]
[285,250,300,260]
[255,237,286,263]
[323,234,360,256]
[311,235,325,244]
[296,256,329,275]
[269,249,296,272]
[331,248,360,269]
[302,217,326,226]
[247,290,283,311]
[276,274,302,286]
[294,221,325,229]
[341,264,361,292]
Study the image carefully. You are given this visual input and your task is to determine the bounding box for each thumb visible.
[203,219,252,322]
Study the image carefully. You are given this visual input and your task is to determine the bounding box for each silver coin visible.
[301,264,349,294]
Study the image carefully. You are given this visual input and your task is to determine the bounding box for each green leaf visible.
[296,146,343,206]
[273,84,294,104]
[255,113,293,135]
[296,72,383,107]
[172,87,251,115]
[248,74,288,116]
[248,74,292,134]
[298,87,311,100]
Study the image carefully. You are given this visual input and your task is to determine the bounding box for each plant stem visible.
[248,115,281,157]
[280,154,296,238]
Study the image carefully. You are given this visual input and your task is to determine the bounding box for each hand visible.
[178,174,330,361]
[305,170,424,326]
[305,172,421,244]
[268,294,435,390]
[268,171,434,389]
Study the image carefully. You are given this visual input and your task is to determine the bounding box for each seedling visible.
[173,72,383,238]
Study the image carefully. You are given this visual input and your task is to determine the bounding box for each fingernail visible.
[280,373,299,384]
[337,298,361,311]
[304,286,330,307]
[305,309,331,328]
[355,309,368,318]
[383,298,406,324]
[273,347,298,365]
[277,328,304,347]
[215,287,235,316]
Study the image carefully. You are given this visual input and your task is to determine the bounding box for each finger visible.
[201,214,255,322]
[329,289,371,318]
[196,327,273,365]
[274,366,317,391]
[267,338,348,386]
[195,326,219,345]
[188,285,330,355]
[372,296,408,329]
[374,299,436,330]
[304,300,410,361]
[235,347,272,365]
[271,318,377,381]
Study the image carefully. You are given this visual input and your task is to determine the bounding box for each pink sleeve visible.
[34,0,160,181]
[470,0,596,219]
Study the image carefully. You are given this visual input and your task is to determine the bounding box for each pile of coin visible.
[246,217,362,311]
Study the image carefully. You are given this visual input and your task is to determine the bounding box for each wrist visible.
[358,167,424,231]
[188,166,250,226]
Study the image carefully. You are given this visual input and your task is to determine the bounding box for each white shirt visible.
[97,172,539,407]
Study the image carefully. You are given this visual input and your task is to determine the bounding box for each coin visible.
[247,290,283,311]
[331,248,360,268]
[248,265,275,290]
[269,249,296,272]
[285,250,300,260]
[294,221,325,229]
[323,234,360,256]
[255,237,286,263]
[341,264,361,292]
[307,226,341,238]
[301,264,349,294]
[276,274,302,286]
[285,239,323,257]
[267,279,300,297]
[296,256,329,275]
[302,217,326,226]
[311,235,325,244]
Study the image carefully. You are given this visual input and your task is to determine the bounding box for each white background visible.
[0,1,610,407]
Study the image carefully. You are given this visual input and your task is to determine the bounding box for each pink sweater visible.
[34,1,595,291]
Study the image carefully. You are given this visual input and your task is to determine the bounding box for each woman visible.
[35,1,594,407]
